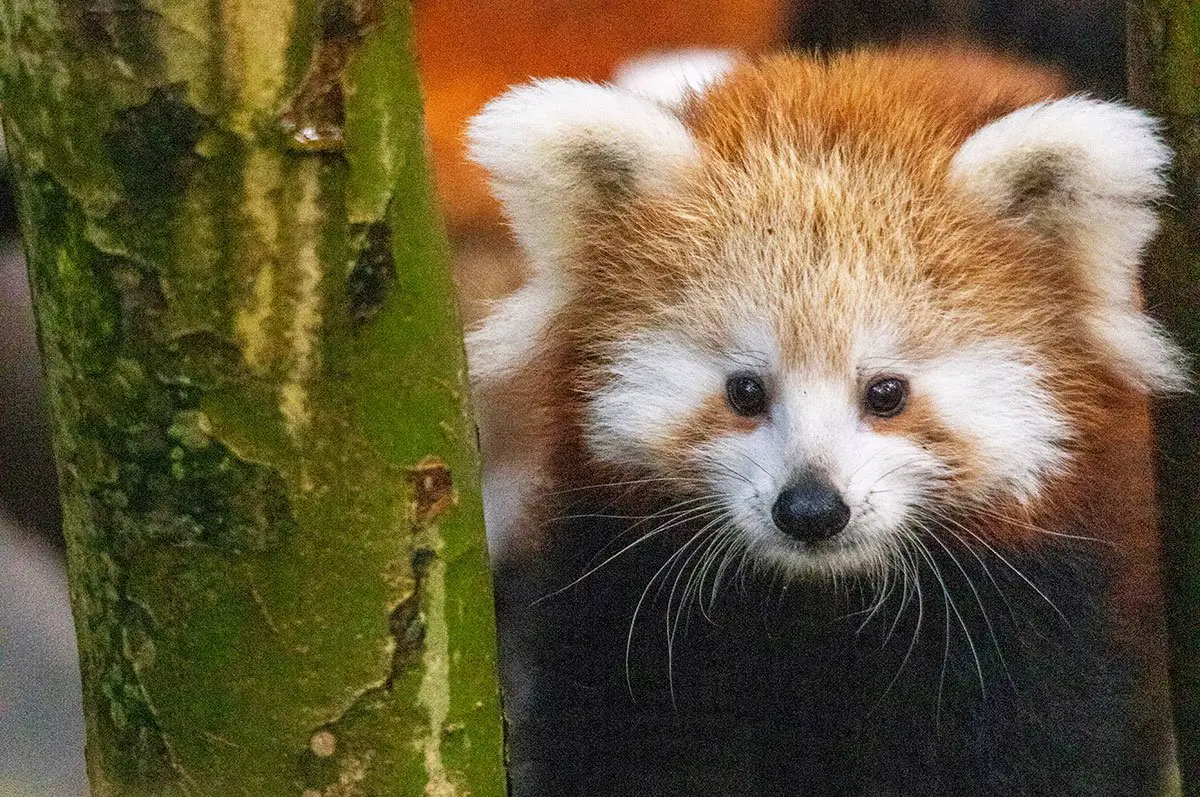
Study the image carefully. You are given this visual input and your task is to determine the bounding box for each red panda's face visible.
[467,52,1186,566]
[579,150,1082,575]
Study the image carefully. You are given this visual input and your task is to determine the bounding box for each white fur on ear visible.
[950,97,1188,392]
[466,79,699,390]
[467,79,699,275]
[612,48,737,108]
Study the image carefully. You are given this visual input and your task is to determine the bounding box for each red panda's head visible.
[467,50,1187,574]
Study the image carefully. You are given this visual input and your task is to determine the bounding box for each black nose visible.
[771,476,851,543]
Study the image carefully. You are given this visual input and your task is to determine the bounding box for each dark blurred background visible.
[0,1,1126,794]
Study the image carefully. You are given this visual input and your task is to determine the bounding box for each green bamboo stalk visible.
[1127,0,1200,792]
[0,0,506,792]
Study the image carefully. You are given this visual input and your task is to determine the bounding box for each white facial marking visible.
[918,343,1071,502]
[587,332,724,469]
[696,371,946,575]
[633,329,1076,576]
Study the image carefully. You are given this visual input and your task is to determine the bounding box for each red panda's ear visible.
[467,79,699,276]
[464,80,700,400]
[949,97,1188,393]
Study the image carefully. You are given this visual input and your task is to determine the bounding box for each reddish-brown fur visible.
[671,50,1163,652]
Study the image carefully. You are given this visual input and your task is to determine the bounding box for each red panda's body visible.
[468,49,1183,796]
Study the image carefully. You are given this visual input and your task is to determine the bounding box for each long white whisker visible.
[946,500,1110,547]
[709,531,749,614]
[625,520,718,698]
[881,532,925,702]
[953,521,1070,626]
[914,520,993,698]
[921,509,1019,627]
[682,523,736,626]
[881,535,917,646]
[909,536,953,720]
[576,494,728,567]
[732,451,778,483]
[531,501,726,606]
[547,476,712,497]
[665,515,732,706]
[857,545,899,634]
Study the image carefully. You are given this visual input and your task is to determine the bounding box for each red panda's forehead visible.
[682,48,1066,170]
[580,49,1085,370]
[584,142,1084,381]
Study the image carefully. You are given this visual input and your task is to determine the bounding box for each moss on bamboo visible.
[0,0,505,793]
[1128,0,1200,792]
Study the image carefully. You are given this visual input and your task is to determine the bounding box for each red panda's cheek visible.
[583,331,731,472]
[890,344,1074,504]
[867,394,980,483]
[661,393,765,457]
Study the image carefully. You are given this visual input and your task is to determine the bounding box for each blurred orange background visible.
[415,0,786,232]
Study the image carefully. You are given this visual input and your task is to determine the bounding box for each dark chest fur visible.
[494,497,1166,797]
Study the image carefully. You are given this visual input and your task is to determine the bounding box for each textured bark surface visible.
[0,0,506,793]
[1127,0,1200,791]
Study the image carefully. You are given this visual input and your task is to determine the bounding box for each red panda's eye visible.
[865,377,908,418]
[726,374,768,417]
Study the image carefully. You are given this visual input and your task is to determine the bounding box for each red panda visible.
[466,47,1186,796]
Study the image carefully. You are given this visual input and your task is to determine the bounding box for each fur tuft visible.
[612,48,737,107]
